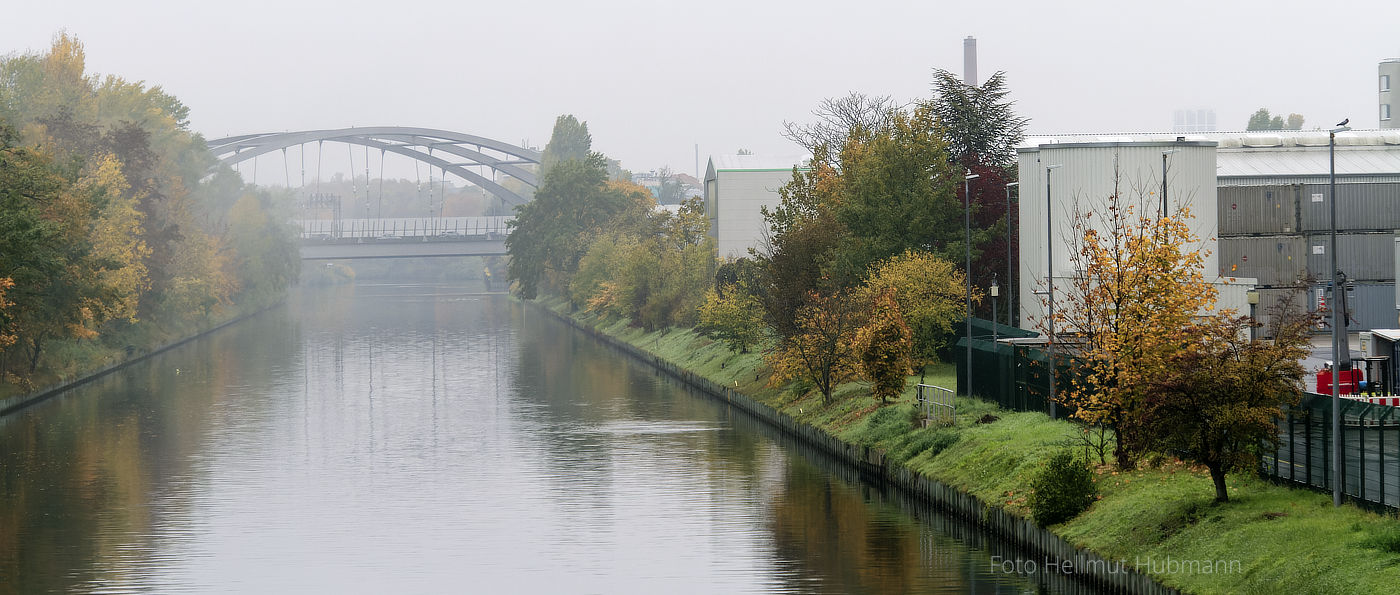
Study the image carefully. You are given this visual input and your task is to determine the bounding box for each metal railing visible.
[917,384,956,427]
[294,216,514,241]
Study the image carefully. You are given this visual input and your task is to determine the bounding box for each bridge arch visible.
[206,127,542,206]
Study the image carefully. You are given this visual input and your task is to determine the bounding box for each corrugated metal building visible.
[1014,139,1248,330]
[1214,130,1400,330]
[703,155,809,258]
[1016,130,1400,333]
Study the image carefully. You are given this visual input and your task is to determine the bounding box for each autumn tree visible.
[697,283,764,353]
[856,287,912,404]
[1050,176,1216,469]
[1145,314,1309,502]
[767,290,864,404]
[860,250,970,380]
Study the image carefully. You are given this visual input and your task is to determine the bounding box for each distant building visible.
[703,155,808,258]
[631,171,704,205]
[1172,108,1217,133]
[1381,59,1398,130]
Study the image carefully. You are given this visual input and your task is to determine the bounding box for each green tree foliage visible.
[697,284,764,353]
[0,33,300,376]
[827,107,962,277]
[0,135,73,371]
[855,287,912,404]
[227,194,301,307]
[1029,451,1097,526]
[860,250,970,377]
[1145,314,1309,502]
[506,153,651,298]
[573,197,714,330]
[927,69,1028,167]
[539,114,592,176]
[1246,108,1305,131]
[755,211,845,341]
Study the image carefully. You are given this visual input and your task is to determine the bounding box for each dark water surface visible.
[0,284,1059,594]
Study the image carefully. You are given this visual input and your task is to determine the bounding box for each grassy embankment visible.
[0,302,269,405]
[542,296,1400,594]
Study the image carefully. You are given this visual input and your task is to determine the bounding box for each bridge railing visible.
[295,216,513,241]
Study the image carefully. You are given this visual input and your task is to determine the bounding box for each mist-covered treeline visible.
[506,115,714,330]
[0,33,299,378]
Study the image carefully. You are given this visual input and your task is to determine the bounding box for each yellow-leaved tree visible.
[766,290,864,404]
[1050,181,1216,469]
[859,249,972,382]
[81,154,149,323]
[855,287,912,404]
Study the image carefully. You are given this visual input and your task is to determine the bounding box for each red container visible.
[1316,368,1362,395]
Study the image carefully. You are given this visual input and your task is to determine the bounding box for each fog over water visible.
[0,284,1078,593]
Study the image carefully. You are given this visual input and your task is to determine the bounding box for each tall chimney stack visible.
[963,36,978,86]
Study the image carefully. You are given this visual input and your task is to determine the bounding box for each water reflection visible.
[0,283,1071,593]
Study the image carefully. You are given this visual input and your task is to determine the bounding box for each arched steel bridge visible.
[206,127,542,206]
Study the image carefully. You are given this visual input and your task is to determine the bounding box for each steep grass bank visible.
[542,297,1400,594]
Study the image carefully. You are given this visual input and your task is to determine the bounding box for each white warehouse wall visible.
[704,156,806,259]
[1016,140,1223,331]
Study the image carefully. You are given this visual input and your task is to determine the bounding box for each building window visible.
[1383,74,1392,92]
[1384,103,1393,121]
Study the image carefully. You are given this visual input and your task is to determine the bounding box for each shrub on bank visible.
[1030,450,1097,526]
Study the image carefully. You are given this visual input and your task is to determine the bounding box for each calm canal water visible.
[0,283,1066,594]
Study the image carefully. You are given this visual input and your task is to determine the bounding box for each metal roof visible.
[709,154,809,172]
[1218,145,1400,176]
[1021,131,1400,184]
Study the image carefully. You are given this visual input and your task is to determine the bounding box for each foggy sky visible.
[4,0,1398,183]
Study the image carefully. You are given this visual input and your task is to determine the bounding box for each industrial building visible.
[1216,130,1400,331]
[703,154,808,258]
[1015,138,1257,331]
[1016,130,1400,336]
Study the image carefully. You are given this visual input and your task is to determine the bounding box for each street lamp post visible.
[1005,182,1020,327]
[1045,164,1063,419]
[1329,122,1350,507]
[991,275,999,346]
[1246,288,1260,342]
[1161,149,1180,217]
[965,170,980,398]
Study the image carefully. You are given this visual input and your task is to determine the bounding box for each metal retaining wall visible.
[537,305,1179,594]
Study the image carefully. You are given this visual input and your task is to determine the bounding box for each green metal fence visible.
[1262,392,1400,511]
[954,317,1400,511]
[955,318,1072,421]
